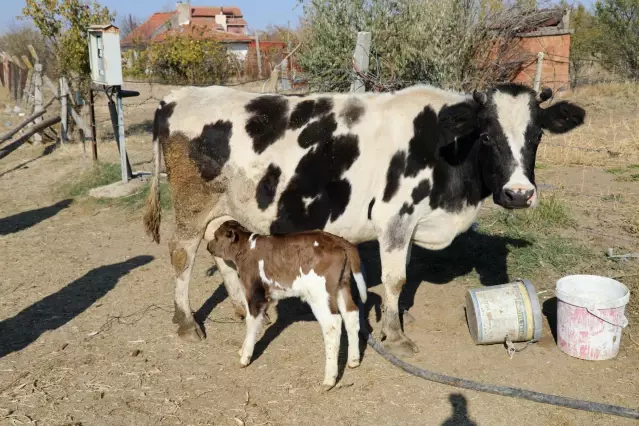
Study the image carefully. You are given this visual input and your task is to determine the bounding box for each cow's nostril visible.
[524,189,535,201]
[504,188,516,201]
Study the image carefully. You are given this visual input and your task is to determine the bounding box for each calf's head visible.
[440,84,585,209]
[206,220,250,261]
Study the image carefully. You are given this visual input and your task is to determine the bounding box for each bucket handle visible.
[586,307,629,328]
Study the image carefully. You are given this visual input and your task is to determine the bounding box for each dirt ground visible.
[1,84,638,426]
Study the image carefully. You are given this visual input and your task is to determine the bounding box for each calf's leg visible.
[239,282,269,367]
[170,236,204,341]
[309,297,342,390]
[338,288,361,369]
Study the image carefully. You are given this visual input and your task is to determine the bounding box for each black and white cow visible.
[144,83,585,356]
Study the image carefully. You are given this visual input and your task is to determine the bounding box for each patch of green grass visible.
[601,194,624,202]
[614,173,639,183]
[535,162,549,170]
[605,167,627,175]
[113,180,173,212]
[59,162,122,198]
[628,164,639,170]
[488,196,575,231]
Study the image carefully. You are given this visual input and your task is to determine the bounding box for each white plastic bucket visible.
[466,279,543,345]
[556,275,630,361]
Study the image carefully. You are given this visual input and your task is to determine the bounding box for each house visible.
[121,2,252,60]
[489,8,573,92]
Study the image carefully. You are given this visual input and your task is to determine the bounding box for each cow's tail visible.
[342,241,367,304]
[143,103,163,244]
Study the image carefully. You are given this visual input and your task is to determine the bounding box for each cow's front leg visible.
[170,236,205,341]
[379,246,419,357]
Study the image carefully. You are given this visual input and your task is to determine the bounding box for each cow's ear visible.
[439,100,479,139]
[540,101,585,134]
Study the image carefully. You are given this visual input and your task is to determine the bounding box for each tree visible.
[595,0,639,78]
[567,3,603,84]
[21,0,115,81]
[119,14,140,39]
[0,24,53,71]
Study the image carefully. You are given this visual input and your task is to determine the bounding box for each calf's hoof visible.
[233,304,247,320]
[381,334,419,358]
[239,356,251,368]
[177,322,204,342]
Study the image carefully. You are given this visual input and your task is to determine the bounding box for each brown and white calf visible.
[206,220,368,389]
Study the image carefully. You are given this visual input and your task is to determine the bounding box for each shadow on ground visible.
[0,255,154,359]
[0,142,60,178]
[441,393,478,426]
[0,198,73,236]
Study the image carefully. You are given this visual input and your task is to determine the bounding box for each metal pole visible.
[89,88,98,162]
[255,33,262,79]
[116,86,131,183]
[107,87,132,182]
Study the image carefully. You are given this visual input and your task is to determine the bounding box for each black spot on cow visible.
[270,132,360,234]
[314,98,333,116]
[405,106,439,177]
[289,98,334,131]
[289,100,315,130]
[367,198,375,220]
[411,179,432,204]
[383,151,406,202]
[153,101,176,143]
[339,98,365,128]
[399,203,414,216]
[298,113,338,149]
[256,164,282,210]
[188,120,232,181]
[245,96,289,154]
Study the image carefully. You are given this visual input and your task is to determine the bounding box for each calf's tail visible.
[143,102,164,244]
[342,242,367,304]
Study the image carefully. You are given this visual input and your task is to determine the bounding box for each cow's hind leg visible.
[170,236,205,341]
[379,247,419,357]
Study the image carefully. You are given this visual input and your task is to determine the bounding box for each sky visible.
[2,0,304,32]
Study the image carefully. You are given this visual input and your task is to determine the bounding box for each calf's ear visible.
[540,101,585,134]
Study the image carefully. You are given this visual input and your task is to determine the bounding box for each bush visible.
[126,29,231,85]
[296,0,551,92]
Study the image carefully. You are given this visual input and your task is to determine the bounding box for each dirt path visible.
[1,78,639,426]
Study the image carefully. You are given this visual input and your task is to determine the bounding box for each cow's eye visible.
[480,133,491,145]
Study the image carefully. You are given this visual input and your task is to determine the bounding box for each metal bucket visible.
[465,278,542,345]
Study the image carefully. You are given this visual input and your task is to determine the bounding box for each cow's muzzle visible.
[498,186,537,209]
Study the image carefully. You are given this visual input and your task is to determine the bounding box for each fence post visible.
[89,88,98,162]
[350,32,372,93]
[60,77,68,144]
[2,55,9,89]
[10,61,18,100]
[255,34,262,79]
[533,52,545,93]
[32,64,43,145]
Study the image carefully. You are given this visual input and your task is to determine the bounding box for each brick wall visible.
[512,33,571,92]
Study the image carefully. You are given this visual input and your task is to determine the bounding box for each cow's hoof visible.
[239,357,251,368]
[322,380,336,391]
[402,310,416,326]
[348,359,361,369]
[177,322,204,342]
[381,335,419,358]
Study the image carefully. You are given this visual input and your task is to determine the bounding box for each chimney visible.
[176,1,190,26]
[215,11,227,32]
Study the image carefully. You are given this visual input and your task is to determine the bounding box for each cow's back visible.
[163,85,468,244]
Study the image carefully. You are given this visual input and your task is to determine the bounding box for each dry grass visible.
[538,83,639,167]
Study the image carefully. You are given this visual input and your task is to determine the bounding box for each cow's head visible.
[440,84,585,209]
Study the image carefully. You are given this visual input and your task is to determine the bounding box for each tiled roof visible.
[227,17,247,26]
[121,12,174,47]
[154,26,253,43]
[191,6,243,17]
